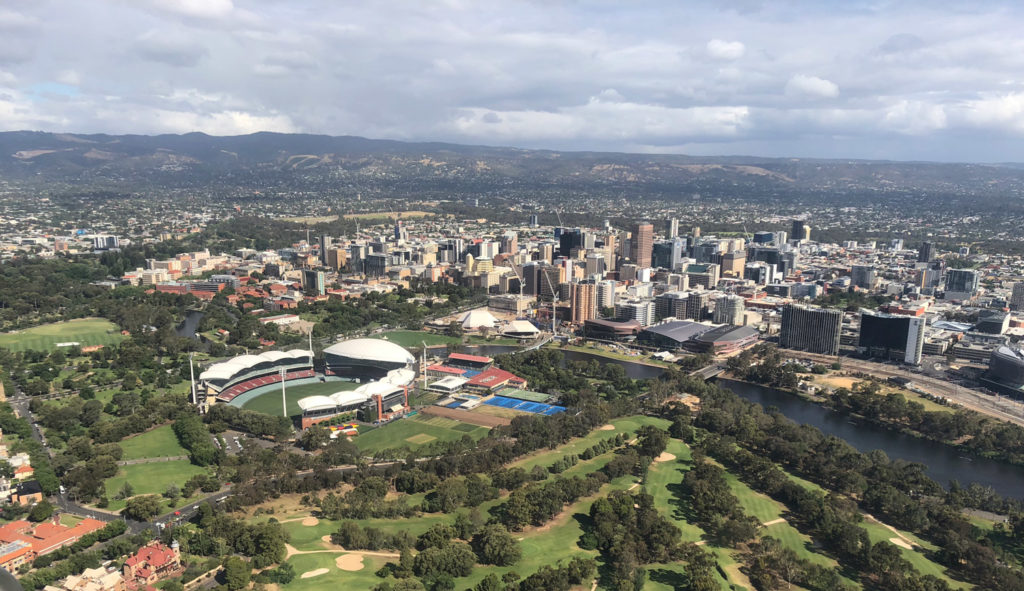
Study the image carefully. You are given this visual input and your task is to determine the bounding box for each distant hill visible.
[2,130,1023,206]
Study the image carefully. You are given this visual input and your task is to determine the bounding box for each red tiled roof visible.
[466,368,519,387]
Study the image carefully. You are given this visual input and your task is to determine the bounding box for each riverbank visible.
[721,374,1024,467]
[548,343,671,368]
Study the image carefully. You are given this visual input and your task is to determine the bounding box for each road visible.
[780,350,1024,428]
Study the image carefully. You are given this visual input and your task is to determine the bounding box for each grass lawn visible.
[241,381,359,418]
[353,414,489,454]
[510,415,670,473]
[555,343,670,366]
[0,318,125,352]
[372,331,462,348]
[118,425,187,460]
[282,552,389,591]
[103,460,210,512]
[860,521,969,589]
[58,514,83,527]
[721,470,783,524]
[646,439,705,543]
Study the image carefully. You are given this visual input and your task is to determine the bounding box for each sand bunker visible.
[889,537,913,550]
[336,554,364,571]
[654,452,676,463]
[301,516,319,526]
[300,568,328,579]
[599,424,615,431]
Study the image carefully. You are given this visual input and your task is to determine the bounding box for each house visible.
[13,464,34,481]
[44,566,126,591]
[11,480,43,506]
[123,542,182,587]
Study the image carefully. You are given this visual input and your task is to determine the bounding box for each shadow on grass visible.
[649,567,689,588]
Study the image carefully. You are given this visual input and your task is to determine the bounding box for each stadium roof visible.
[297,395,337,412]
[354,381,403,397]
[324,338,414,365]
[383,368,416,386]
[200,349,311,382]
[329,391,371,407]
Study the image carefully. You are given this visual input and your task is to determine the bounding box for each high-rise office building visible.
[667,218,679,239]
[780,304,842,355]
[918,241,936,263]
[558,228,584,258]
[326,247,347,271]
[570,282,597,324]
[585,253,606,276]
[1012,282,1024,311]
[365,253,389,277]
[851,265,876,289]
[713,294,745,325]
[859,311,925,364]
[615,300,656,326]
[596,280,617,312]
[319,235,331,265]
[631,222,653,268]
[944,269,980,299]
[721,251,746,276]
[654,291,688,321]
[791,220,810,243]
[301,269,326,296]
[685,291,711,321]
[500,231,518,254]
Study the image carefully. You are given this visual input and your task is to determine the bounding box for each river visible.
[175,310,204,339]
[718,379,1024,499]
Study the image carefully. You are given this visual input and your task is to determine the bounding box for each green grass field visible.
[103,460,210,511]
[353,414,489,454]
[371,331,462,348]
[240,381,359,418]
[0,318,125,352]
[118,425,188,460]
[281,552,389,591]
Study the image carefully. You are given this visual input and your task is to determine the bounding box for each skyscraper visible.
[859,311,926,364]
[319,235,331,265]
[1012,283,1024,311]
[944,269,980,299]
[780,304,842,355]
[667,218,679,239]
[713,294,745,325]
[596,280,617,313]
[570,282,597,323]
[631,222,653,268]
[500,231,518,254]
[850,265,876,289]
[791,220,809,243]
[918,241,936,263]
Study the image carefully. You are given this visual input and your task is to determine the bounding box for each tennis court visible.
[483,395,565,415]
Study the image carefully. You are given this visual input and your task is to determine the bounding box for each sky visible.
[3,0,1024,162]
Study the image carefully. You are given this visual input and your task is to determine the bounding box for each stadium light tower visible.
[280,368,287,418]
[188,352,197,407]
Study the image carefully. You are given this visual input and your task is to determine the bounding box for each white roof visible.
[383,368,416,386]
[297,395,337,412]
[329,391,371,407]
[200,349,311,381]
[431,376,468,390]
[502,320,540,335]
[323,338,415,365]
[460,309,498,329]
[354,381,402,397]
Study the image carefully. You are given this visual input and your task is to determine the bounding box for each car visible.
[58,485,65,494]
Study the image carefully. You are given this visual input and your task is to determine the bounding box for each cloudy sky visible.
[3,0,1024,161]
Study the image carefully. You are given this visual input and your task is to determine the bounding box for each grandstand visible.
[297,368,416,428]
[199,349,313,403]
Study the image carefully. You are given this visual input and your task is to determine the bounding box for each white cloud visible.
[148,0,234,20]
[706,39,745,61]
[785,74,840,98]
[959,93,1024,133]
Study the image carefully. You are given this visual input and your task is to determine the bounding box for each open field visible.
[0,318,124,352]
[811,374,955,414]
[372,330,461,348]
[342,211,434,220]
[241,381,358,418]
[118,425,187,460]
[280,552,388,591]
[353,413,489,454]
[102,460,210,511]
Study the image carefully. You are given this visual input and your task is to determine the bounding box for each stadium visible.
[297,371,414,428]
[199,349,314,403]
[323,338,416,380]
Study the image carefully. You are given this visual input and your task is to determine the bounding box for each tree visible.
[299,425,330,451]
[164,484,181,501]
[117,482,135,500]
[471,524,521,566]
[123,495,162,521]
[223,556,251,591]
[28,500,54,522]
